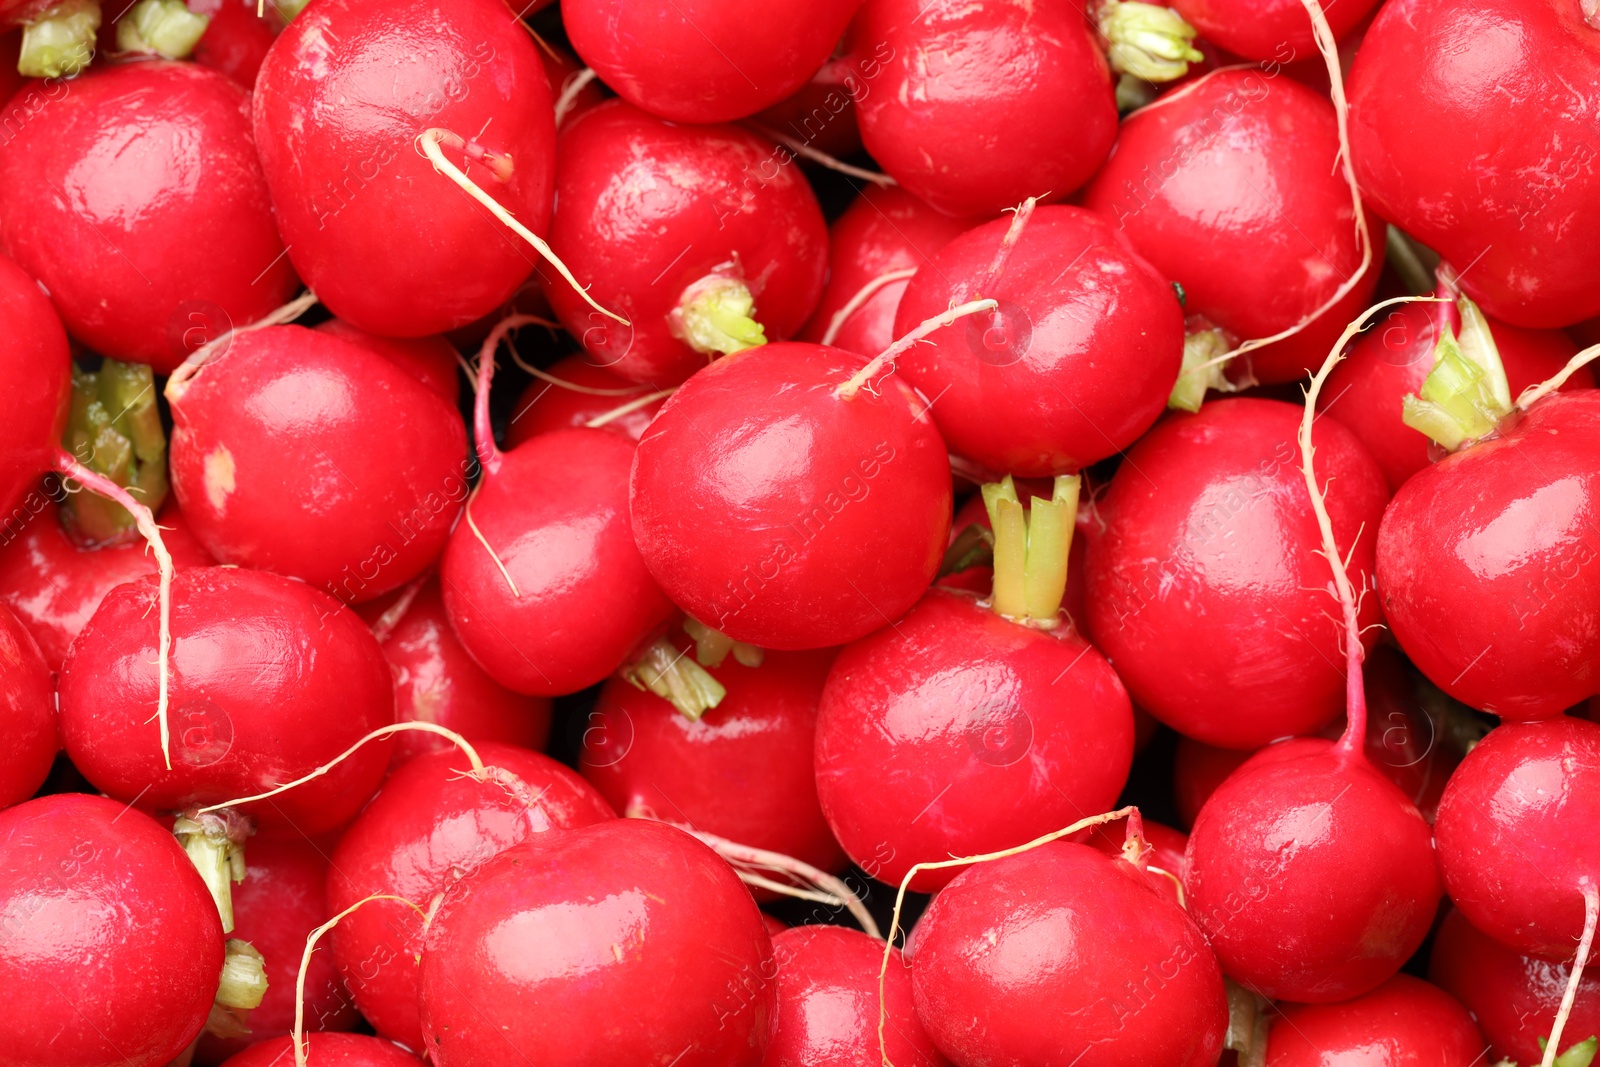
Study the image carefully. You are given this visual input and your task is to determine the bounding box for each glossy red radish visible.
[315,318,461,404]
[0,62,295,373]
[847,0,1116,217]
[1085,398,1389,749]
[1170,0,1376,63]
[1263,974,1486,1066]
[893,203,1185,475]
[0,601,54,808]
[190,0,280,88]
[543,101,827,386]
[565,0,860,123]
[0,252,71,520]
[417,818,776,1065]
[504,354,667,447]
[329,741,612,1050]
[219,1034,423,1067]
[167,325,467,605]
[1081,815,1189,904]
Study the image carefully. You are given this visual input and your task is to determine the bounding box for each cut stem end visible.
[669,276,767,357]
[621,638,727,721]
[982,474,1081,625]
[18,0,100,77]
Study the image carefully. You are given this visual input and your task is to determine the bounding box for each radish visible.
[0,252,72,518]
[1263,974,1487,1065]
[799,186,977,358]
[315,318,461,404]
[1348,0,1600,328]
[582,640,846,881]
[1173,736,1251,828]
[167,325,468,605]
[1081,68,1378,386]
[1432,908,1600,1066]
[1084,398,1389,749]
[0,62,296,373]
[0,601,54,809]
[542,101,828,385]
[417,818,776,1065]
[892,203,1185,476]
[1169,0,1377,62]
[753,52,866,162]
[629,341,953,650]
[564,0,861,123]
[329,741,611,1050]
[190,0,280,88]
[218,1034,423,1067]
[764,925,947,1067]
[505,354,667,447]
[846,0,1117,217]
[1081,815,1189,904]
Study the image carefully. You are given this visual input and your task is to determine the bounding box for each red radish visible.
[1082,816,1189,903]
[1263,974,1487,1066]
[753,53,866,161]
[539,41,604,128]
[219,1034,423,1067]
[0,62,296,373]
[1173,736,1252,829]
[1081,68,1378,386]
[1085,398,1389,749]
[0,252,71,520]
[1170,0,1377,62]
[0,601,54,808]
[763,925,946,1067]
[190,0,280,88]
[582,642,846,879]
[1432,908,1600,1066]
[892,203,1185,476]
[315,318,461,404]
[417,818,776,1065]
[505,354,666,447]
[329,742,611,1050]
[799,186,977,358]
[0,794,228,1067]
[167,325,467,605]
[847,0,1116,217]
[565,0,861,123]
[543,101,828,386]
[909,836,1226,1066]
[630,341,952,650]
[1348,0,1600,328]
[196,837,359,1065]
[0,28,21,97]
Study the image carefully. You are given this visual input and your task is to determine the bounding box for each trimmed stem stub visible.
[174,811,251,934]
[621,638,727,721]
[116,0,209,58]
[19,0,100,78]
[1168,328,1234,413]
[1402,295,1512,450]
[982,474,1081,626]
[682,617,763,670]
[1224,978,1271,1067]
[1098,0,1203,82]
[215,939,268,1010]
[62,358,169,546]
[669,275,767,357]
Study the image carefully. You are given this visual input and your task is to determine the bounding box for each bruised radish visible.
[329,742,611,1050]
[505,355,666,447]
[543,101,827,385]
[1085,398,1389,749]
[892,204,1184,476]
[219,1034,423,1067]
[764,925,947,1067]
[315,318,461,404]
[1170,0,1377,63]
[418,818,776,1065]
[0,601,54,808]
[1349,0,1600,328]
[631,341,951,649]
[168,325,468,605]
[190,0,280,88]
[847,0,1116,217]
[0,251,71,519]
[0,62,296,373]
[565,0,861,123]
[1263,974,1486,1066]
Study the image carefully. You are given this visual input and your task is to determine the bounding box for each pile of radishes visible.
[0,0,1597,1062]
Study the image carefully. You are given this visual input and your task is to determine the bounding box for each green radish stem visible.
[619,637,727,721]
[682,617,764,669]
[18,0,99,77]
[1167,327,1234,412]
[669,274,767,357]
[62,357,168,546]
[982,474,1081,626]
[1401,294,1512,449]
[1097,1,1203,82]
[116,0,209,58]
[173,809,250,933]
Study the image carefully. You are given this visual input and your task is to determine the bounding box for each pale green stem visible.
[621,638,727,721]
[1400,295,1512,450]
[982,475,1081,626]
[18,0,100,78]
[215,940,268,1010]
[173,814,248,934]
[116,0,209,58]
[1099,0,1203,82]
[1168,328,1234,413]
[669,276,767,357]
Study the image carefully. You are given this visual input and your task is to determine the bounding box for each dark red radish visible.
[504,354,666,447]
[190,0,280,88]
[329,741,611,1050]
[799,186,977,358]
[753,53,865,161]
[219,1034,423,1067]
[540,40,604,129]
[582,641,846,880]
[630,341,952,650]
[763,925,947,1067]
[1085,398,1389,749]
[0,28,21,93]
[1173,736,1252,829]
[0,251,71,520]
[847,0,1116,217]
[167,325,467,605]
[543,101,828,386]
[196,838,359,1065]
[0,601,54,808]
[910,837,1226,1066]
[565,0,860,123]
[1170,0,1376,62]
[0,794,229,1067]
[1082,68,1377,387]
[315,318,461,404]
[1432,908,1600,1066]
[892,203,1185,476]
[1348,0,1600,328]
[418,818,776,1065]
[0,62,295,373]
[1264,974,1487,1066]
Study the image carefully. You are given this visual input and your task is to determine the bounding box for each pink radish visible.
[0,601,54,809]
[218,1034,423,1067]
[504,354,667,447]
[315,318,461,404]
[1264,974,1487,1066]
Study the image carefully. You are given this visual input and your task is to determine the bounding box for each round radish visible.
[764,925,947,1067]
[1084,398,1389,749]
[1173,736,1251,829]
[1263,974,1486,1066]
[1348,0,1600,327]
[218,1034,423,1067]
[847,0,1117,217]
[543,101,827,385]
[892,204,1184,476]
[0,601,54,809]
[0,251,71,519]
[1170,0,1377,62]
[0,62,296,373]
[167,325,468,605]
[752,53,866,161]
[0,793,224,1067]
[910,839,1226,1066]
[252,0,555,336]
[417,818,775,1065]
[540,40,604,128]
[329,742,611,1050]
[504,355,666,447]
[630,341,951,649]
[564,0,861,123]
[190,0,280,88]
[315,318,461,404]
